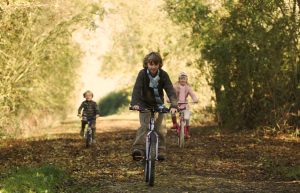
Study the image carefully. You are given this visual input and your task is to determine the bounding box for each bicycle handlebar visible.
[177,102,198,105]
[129,106,170,113]
[78,115,97,121]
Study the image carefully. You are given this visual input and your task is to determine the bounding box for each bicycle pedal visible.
[132,149,144,161]
[133,156,144,161]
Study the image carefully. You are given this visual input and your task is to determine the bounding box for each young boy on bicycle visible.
[171,72,198,138]
[130,52,178,161]
[78,90,100,142]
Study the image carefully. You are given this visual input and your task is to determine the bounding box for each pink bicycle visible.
[177,102,196,148]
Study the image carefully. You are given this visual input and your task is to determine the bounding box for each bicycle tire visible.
[179,120,185,148]
[144,160,149,182]
[148,158,155,186]
[148,133,156,186]
[85,127,92,148]
[144,143,150,182]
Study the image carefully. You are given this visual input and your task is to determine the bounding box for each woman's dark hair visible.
[143,52,163,68]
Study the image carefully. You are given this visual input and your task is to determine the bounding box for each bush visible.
[165,0,299,131]
[98,90,130,116]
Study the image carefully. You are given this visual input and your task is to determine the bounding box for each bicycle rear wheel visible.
[179,120,185,148]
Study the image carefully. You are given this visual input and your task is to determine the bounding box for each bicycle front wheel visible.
[149,136,156,186]
[145,133,157,186]
[144,160,149,182]
[148,158,155,186]
[85,127,92,148]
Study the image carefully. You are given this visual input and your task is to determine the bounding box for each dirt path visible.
[0,116,299,193]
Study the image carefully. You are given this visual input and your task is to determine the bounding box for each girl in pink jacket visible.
[172,72,198,138]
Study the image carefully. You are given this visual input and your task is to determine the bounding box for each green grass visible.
[261,155,300,180]
[284,165,300,179]
[0,165,66,193]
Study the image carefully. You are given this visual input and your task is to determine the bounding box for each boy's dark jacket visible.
[78,100,100,118]
[131,68,177,108]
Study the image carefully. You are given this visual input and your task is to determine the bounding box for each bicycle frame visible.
[86,119,93,136]
[83,117,93,132]
[145,111,159,161]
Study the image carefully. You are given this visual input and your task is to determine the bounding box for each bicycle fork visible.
[178,112,185,135]
[145,117,159,160]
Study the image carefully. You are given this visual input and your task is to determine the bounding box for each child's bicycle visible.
[79,115,94,148]
[129,106,169,187]
[177,102,196,148]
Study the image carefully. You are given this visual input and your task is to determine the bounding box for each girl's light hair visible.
[177,72,189,85]
[83,90,93,98]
